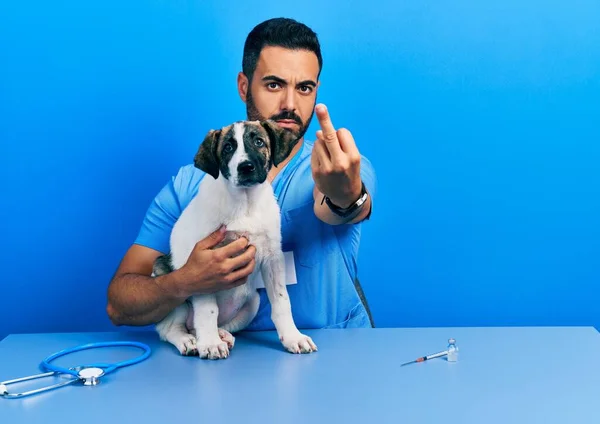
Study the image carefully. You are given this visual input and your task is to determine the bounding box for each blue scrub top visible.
[134,140,377,330]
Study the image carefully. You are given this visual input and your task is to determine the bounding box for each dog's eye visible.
[223,142,233,153]
[254,138,265,148]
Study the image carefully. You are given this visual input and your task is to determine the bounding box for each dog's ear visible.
[194,129,221,179]
[261,119,300,167]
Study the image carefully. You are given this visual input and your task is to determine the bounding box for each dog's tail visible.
[152,253,174,277]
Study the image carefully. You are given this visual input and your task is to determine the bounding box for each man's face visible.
[238,46,320,142]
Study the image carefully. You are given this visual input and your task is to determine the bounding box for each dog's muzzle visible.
[237,161,255,175]
[236,160,266,186]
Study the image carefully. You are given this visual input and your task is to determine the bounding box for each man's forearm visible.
[107,271,187,327]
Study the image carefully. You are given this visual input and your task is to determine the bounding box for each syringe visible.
[400,349,448,366]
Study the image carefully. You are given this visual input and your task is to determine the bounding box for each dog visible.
[154,119,318,359]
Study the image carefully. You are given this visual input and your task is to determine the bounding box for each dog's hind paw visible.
[280,331,318,354]
[218,328,235,349]
[174,334,198,356]
[197,339,230,360]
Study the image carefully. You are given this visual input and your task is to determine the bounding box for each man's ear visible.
[194,129,221,179]
[261,119,300,167]
[237,72,249,102]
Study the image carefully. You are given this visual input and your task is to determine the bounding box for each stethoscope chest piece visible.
[77,367,104,386]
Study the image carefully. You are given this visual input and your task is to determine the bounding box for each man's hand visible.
[107,226,256,327]
[310,103,371,225]
[311,103,363,208]
[163,226,257,300]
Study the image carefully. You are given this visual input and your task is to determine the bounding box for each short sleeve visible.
[134,166,196,254]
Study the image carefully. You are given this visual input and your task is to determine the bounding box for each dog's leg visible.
[262,251,317,354]
[218,290,261,348]
[191,294,230,359]
[155,303,198,356]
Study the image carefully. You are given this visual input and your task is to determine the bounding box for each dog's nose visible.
[238,161,255,174]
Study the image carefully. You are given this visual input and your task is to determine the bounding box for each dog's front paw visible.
[174,333,198,356]
[218,328,235,349]
[197,338,230,359]
[280,331,318,354]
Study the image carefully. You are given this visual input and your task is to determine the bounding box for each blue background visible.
[1,0,599,339]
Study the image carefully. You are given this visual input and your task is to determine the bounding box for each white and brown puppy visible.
[155,120,317,359]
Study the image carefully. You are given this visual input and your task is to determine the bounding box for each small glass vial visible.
[447,338,459,362]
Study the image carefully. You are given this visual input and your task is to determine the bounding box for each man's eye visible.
[254,138,265,147]
[299,85,312,93]
[267,83,280,89]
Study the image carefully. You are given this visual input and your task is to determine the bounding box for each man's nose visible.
[280,87,297,111]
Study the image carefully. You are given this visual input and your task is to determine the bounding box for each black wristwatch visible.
[322,181,369,218]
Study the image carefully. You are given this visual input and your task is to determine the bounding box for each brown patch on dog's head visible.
[193,125,233,179]
[260,119,301,167]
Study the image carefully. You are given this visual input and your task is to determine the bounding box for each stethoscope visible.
[0,341,151,399]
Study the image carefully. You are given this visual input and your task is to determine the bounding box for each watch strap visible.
[322,181,368,218]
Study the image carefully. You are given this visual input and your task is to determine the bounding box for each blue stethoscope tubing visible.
[41,341,152,377]
[1,340,152,399]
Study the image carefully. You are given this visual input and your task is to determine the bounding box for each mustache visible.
[270,111,302,125]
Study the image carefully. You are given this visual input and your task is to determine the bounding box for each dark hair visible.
[242,17,323,83]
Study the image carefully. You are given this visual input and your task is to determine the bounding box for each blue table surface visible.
[1,326,599,423]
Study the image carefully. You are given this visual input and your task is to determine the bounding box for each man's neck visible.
[267,137,304,183]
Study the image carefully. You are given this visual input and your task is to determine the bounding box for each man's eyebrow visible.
[297,79,317,87]
[262,75,287,84]
[261,75,317,87]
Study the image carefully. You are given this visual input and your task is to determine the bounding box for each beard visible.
[245,89,315,142]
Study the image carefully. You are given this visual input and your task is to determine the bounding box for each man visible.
[106,17,377,330]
